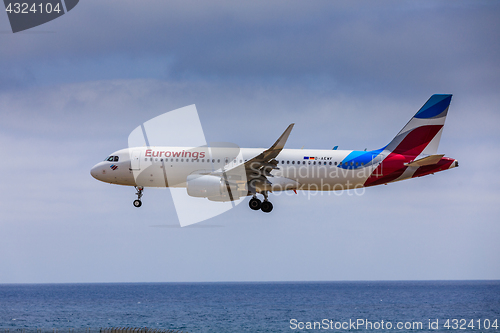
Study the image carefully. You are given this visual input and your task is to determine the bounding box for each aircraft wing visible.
[246,124,294,168]
[229,124,294,194]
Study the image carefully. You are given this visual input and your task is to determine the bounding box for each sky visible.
[0,0,499,283]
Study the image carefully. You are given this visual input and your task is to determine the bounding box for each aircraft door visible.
[130,150,141,170]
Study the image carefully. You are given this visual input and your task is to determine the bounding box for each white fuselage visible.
[91,146,391,192]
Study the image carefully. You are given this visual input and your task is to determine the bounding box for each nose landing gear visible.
[133,186,143,207]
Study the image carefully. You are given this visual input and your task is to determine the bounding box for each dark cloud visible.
[1,1,499,96]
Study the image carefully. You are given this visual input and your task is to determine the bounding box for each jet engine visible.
[186,174,247,202]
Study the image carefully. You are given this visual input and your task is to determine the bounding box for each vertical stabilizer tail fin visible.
[385,94,452,158]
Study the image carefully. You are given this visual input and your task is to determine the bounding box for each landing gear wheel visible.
[261,201,273,213]
[249,197,262,210]
[133,186,144,208]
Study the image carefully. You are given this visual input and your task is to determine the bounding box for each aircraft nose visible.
[90,163,103,180]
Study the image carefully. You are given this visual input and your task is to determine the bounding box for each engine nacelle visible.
[186,174,246,202]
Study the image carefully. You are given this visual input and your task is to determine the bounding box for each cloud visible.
[1,78,499,282]
[1,1,499,282]
[1,1,499,97]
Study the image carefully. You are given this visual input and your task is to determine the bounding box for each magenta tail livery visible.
[91,95,458,213]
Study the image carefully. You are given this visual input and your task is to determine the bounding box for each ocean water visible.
[0,281,499,332]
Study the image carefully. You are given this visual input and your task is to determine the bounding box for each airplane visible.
[91,94,458,213]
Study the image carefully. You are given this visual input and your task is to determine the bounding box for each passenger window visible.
[287,161,290,164]
[217,159,220,163]
[181,159,184,162]
[313,161,316,165]
[303,161,305,165]
[329,162,332,165]
[335,162,338,165]
[292,161,295,164]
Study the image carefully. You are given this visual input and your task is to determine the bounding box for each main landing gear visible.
[249,191,273,213]
[133,186,143,207]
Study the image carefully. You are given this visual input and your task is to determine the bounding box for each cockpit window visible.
[105,156,119,162]
[114,156,119,162]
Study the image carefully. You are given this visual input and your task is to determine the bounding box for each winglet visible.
[270,123,294,151]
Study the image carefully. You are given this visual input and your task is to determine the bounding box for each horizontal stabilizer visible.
[405,154,444,167]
